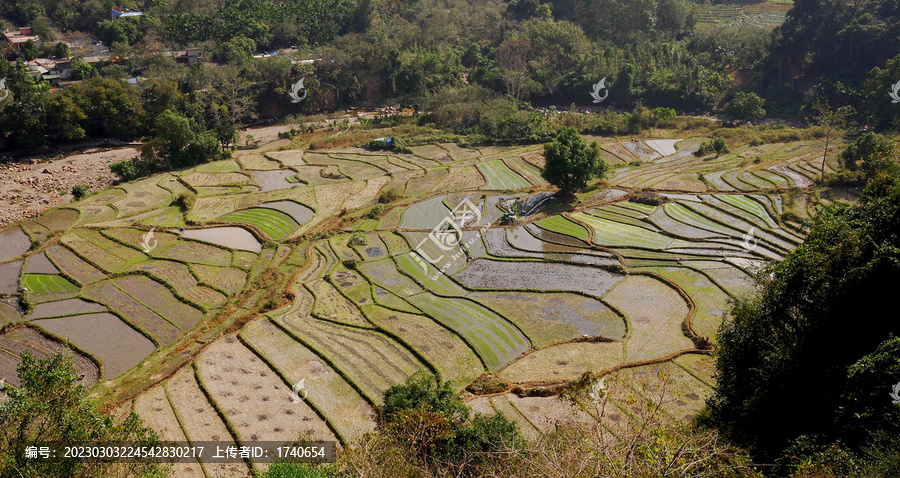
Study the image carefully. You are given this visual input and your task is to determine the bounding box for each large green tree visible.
[541,127,608,195]
[708,162,900,460]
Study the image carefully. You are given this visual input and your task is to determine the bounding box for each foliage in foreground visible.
[0,351,167,478]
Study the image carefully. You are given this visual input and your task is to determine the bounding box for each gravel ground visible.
[0,147,138,226]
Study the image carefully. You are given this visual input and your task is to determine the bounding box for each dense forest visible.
[0,0,898,152]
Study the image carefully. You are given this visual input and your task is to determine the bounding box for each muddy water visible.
[260,200,315,225]
[454,259,624,297]
[181,227,262,253]
[0,226,31,262]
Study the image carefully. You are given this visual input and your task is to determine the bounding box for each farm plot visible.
[181,172,250,188]
[152,238,234,267]
[0,326,100,388]
[240,319,376,442]
[432,166,486,192]
[0,226,33,262]
[362,305,484,388]
[237,153,282,170]
[164,367,253,478]
[127,260,224,309]
[505,157,548,186]
[218,208,300,240]
[23,253,58,274]
[400,195,452,230]
[622,140,661,162]
[408,145,453,162]
[113,275,203,330]
[440,143,482,161]
[603,275,693,363]
[636,266,730,343]
[82,280,183,346]
[499,341,624,383]
[407,292,530,371]
[195,338,336,458]
[534,216,591,242]
[713,194,779,228]
[180,227,262,253]
[111,178,173,218]
[26,298,106,319]
[259,200,315,226]
[21,274,78,297]
[194,159,241,173]
[133,386,204,478]
[681,261,755,298]
[649,207,722,239]
[478,160,532,191]
[275,309,426,404]
[663,203,743,237]
[328,268,374,306]
[33,312,156,378]
[395,253,468,297]
[404,169,449,197]
[571,212,675,249]
[0,262,22,295]
[60,230,145,273]
[0,299,22,324]
[44,245,106,284]
[307,279,372,328]
[33,207,79,232]
[455,259,624,297]
[191,264,247,295]
[473,291,627,344]
[307,156,387,181]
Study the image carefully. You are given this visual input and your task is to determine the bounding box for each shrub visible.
[378,190,401,203]
[349,232,366,246]
[70,184,89,201]
[712,136,729,155]
[367,204,386,219]
[110,159,138,181]
[630,191,667,206]
[724,92,766,122]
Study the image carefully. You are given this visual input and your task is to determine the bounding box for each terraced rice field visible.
[0,128,824,470]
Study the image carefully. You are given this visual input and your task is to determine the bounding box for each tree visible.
[708,166,900,460]
[840,132,898,178]
[70,184,89,200]
[542,127,608,195]
[0,352,168,477]
[495,38,532,103]
[808,100,855,181]
[723,92,766,122]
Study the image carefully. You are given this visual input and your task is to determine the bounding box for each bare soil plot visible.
[240,318,376,442]
[314,181,366,217]
[499,341,624,383]
[432,166,486,192]
[0,326,100,388]
[617,361,712,423]
[0,300,22,324]
[362,304,484,388]
[191,264,247,295]
[603,276,693,362]
[33,312,156,378]
[22,253,58,275]
[454,259,624,298]
[26,298,106,319]
[306,156,386,181]
[307,279,372,327]
[133,385,205,478]
[113,275,203,331]
[681,261,755,298]
[488,395,542,441]
[0,261,22,294]
[247,170,298,192]
[357,258,424,298]
[343,176,391,211]
[60,230,144,273]
[673,353,717,387]
[275,305,426,404]
[0,226,31,263]
[44,245,106,284]
[165,366,253,478]
[188,195,242,222]
[404,169,449,197]
[504,394,596,433]
[153,239,233,267]
[194,159,242,173]
[111,178,173,218]
[194,338,337,448]
[473,291,627,344]
[127,260,227,310]
[237,153,282,170]
[82,281,183,346]
[182,227,262,253]
[408,145,453,162]
[33,208,79,232]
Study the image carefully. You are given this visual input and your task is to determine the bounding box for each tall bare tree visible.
[809,100,855,180]
[496,38,532,104]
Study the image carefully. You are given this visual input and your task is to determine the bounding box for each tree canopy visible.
[541,126,607,195]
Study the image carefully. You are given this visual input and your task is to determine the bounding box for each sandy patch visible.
[644,139,681,156]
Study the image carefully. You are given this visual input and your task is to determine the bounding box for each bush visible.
[70,184,89,201]
[712,136,729,155]
[110,159,139,181]
[378,190,401,203]
[630,190,667,206]
[349,232,366,246]
[367,204,386,219]
[724,92,766,122]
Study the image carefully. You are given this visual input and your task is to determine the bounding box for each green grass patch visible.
[478,159,532,191]
[535,216,590,242]
[22,274,78,294]
[218,208,300,240]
